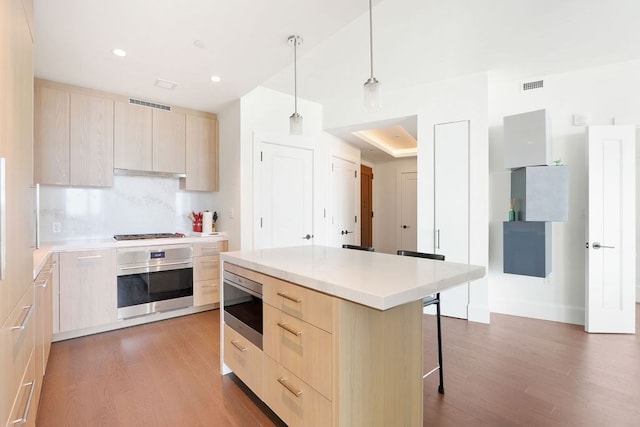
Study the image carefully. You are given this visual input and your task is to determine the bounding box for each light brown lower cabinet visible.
[1,285,37,427]
[223,263,424,427]
[263,355,332,427]
[223,324,263,399]
[193,241,227,306]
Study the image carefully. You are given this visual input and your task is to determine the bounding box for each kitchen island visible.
[220,245,485,427]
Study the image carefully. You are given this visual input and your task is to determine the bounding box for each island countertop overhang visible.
[221,245,486,311]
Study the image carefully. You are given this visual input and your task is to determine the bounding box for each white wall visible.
[323,72,490,323]
[237,86,359,250]
[488,59,640,324]
[371,157,417,254]
[216,99,242,250]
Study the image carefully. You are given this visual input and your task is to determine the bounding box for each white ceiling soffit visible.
[353,125,417,158]
[327,116,417,163]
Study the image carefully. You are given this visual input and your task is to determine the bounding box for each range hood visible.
[114,168,187,178]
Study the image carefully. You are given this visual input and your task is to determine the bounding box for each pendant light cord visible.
[369,0,374,79]
[294,38,298,114]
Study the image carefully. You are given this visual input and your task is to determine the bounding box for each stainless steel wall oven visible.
[223,269,263,349]
[116,245,193,319]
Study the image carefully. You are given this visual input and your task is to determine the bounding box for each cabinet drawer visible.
[7,351,36,427]
[194,279,219,306]
[263,304,332,400]
[193,241,226,257]
[193,256,219,282]
[263,355,332,427]
[261,274,334,333]
[223,324,263,400]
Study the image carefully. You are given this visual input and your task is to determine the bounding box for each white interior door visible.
[255,142,314,249]
[586,125,636,333]
[434,121,470,319]
[331,156,358,246]
[399,172,417,251]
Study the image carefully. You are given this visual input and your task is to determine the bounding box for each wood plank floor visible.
[37,306,640,426]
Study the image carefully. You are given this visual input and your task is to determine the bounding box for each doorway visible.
[361,165,373,247]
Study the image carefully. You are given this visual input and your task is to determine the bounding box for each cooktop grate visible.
[113,233,185,241]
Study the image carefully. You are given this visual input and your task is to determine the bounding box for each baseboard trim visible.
[467,303,490,324]
[490,297,584,325]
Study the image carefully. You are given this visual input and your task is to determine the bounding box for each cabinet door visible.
[434,120,469,318]
[114,102,152,171]
[34,84,70,185]
[182,115,218,191]
[59,250,117,332]
[153,109,186,173]
[69,93,114,187]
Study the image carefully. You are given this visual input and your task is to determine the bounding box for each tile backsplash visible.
[38,175,216,242]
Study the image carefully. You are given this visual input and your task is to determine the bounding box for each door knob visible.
[301,234,313,240]
[402,225,410,229]
[592,242,615,249]
[344,230,353,235]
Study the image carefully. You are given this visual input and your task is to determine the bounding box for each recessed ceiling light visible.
[112,48,127,57]
[210,75,221,83]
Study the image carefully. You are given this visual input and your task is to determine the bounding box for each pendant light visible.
[363,0,381,110]
[288,35,303,135]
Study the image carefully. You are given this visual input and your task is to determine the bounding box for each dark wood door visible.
[360,165,373,247]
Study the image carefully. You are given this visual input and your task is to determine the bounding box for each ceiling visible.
[33,0,383,113]
[34,1,640,162]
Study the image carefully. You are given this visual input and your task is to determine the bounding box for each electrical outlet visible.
[52,222,61,233]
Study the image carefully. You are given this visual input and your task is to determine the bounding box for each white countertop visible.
[32,233,228,279]
[221,245,486,311]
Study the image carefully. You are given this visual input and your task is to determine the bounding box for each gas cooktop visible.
[113,233,185,241]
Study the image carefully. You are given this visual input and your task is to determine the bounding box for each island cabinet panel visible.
[263,355,332,427]
[223,262,425,426]
[263,304,333,400]
[261,274,334,333]
[59,249,117,332]
[223,324,263,399]
[334,299,423,427]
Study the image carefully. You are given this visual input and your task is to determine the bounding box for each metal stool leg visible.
[435,293,444,394]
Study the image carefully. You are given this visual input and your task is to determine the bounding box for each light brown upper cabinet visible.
[181,114,219,192]
[35,79,218,190]
[114,103,186,174]
[34,80,114,187]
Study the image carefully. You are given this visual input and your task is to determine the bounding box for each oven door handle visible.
[119,261,192,271]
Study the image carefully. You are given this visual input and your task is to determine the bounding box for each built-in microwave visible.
[222,270,263,350]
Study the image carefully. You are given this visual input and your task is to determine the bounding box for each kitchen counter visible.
[221,245,486,426]
[33,232,228,278]
[221,245,485,310]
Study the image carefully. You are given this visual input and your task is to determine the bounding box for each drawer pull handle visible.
[76,255,103,260]
[277,377,303,397]
[11,305,34,331]
[230,340,247,352]
[36,278,48,288]
[277,292,302,303]
[277,322,302,337]
[10,380,36,424]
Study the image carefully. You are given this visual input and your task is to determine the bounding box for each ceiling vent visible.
[521,79,544,92]
[129,98,171,111]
